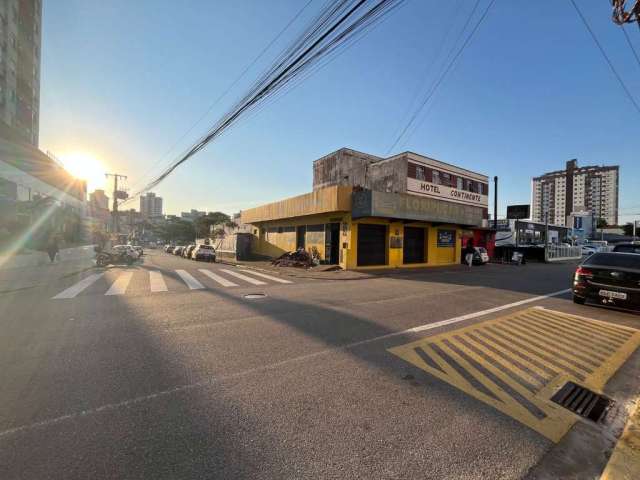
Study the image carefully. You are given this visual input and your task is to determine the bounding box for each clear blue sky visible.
[40,0,639,222]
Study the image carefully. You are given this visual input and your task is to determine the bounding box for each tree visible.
[622,222,636,236]
[195,212,230,238]
[596,218,608,229]
[151,218,196,243]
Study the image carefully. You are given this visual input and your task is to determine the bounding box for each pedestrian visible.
[47,235,59,264]
[463,239,475,268]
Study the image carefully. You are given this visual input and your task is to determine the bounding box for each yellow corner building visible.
[240,148,490,270]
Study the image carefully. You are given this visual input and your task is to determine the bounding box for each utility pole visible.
[105,173,128,234]
[493,176,498,231]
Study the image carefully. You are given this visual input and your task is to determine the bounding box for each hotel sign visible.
[407,178,488,208]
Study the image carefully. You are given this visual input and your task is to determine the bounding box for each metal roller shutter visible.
[357,224,387,266]
[403,227,425,264]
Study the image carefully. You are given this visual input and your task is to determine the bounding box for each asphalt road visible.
[0,251,638,479]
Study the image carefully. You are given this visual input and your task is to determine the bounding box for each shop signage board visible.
[506,204,530,220]
[352,190,483,227]
[437,229,456,247]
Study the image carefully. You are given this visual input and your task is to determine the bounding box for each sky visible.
[39,0,639,222]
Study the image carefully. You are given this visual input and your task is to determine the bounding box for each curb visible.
[215,258,374,281]
[600,399,640,480]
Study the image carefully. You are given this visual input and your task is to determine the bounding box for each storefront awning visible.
[352,189,484,227]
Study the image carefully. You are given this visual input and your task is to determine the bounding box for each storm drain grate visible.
[551,382,613,423]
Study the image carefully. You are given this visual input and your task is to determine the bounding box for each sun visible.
[58,152,107,192]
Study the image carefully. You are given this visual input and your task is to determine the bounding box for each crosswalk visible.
[51,268,295,299]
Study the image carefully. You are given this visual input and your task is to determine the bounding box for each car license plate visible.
[598,290,627,300]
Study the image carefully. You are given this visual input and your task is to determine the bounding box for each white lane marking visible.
[220,269,266,286]
[4,288,570,438]
[237,269,292,284]
[198,269,238,287]
[52,273,104,299]
[105,272,134,296]
[175,269,205,290]
[149,271,168,292]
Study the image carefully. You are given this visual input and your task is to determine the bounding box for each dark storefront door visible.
[403,227,425,264]
[357,224,387,266]
[296,225,306,250]
[325,223,340,264]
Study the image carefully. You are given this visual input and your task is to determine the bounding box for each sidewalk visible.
[216,256,485,281]
[600,400,640,480]
[0,257,96,294]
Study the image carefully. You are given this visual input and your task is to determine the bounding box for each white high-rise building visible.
[140,192,163,218]
[531,159,619,227]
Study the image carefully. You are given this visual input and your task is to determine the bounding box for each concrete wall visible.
[241,185,352,224]
[367,156,408,194]
[313,148,381,190]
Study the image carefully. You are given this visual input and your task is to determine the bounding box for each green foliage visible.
[194,212,230,238]
[622,222,636,236]
[151,218,196,243]
[596,218,608,229]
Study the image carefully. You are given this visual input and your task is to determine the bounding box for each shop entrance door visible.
[325,223,340,264]
[296,225,306,250]
[403,227,425,264]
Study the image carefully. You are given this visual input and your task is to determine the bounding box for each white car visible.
[581,245,597,256]
[474,247,490,264]
[113,245,139,258]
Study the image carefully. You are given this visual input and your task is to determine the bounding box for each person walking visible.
[46,235,59,264]
[463,239,475,268]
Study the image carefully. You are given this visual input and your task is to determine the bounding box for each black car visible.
[612,242,640,254]
[572,252,640,310]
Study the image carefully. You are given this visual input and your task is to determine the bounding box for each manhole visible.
[551,382,613,422]
[243,293,267,299]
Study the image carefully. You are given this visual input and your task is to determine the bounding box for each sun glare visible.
[58,152,107,192]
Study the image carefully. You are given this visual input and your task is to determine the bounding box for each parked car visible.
[572,252,640,310]
[113,245,139,259]
[164,245,174,253]
[581,245,597,256]
[192,244,216,262]
[173,246,184,256]
[184,244,196,258]
[474,247,490,264]
[460,246,489,265]
[613,243,640,254]
[132,245,144,256]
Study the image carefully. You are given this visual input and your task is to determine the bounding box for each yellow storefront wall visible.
[249,213,347,263]
[249,213,463,270]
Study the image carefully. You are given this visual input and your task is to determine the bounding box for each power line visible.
[125,0,315,195]
[621,24,640,69]
[569,0,640,115]
[386,0,496,154]
[128,0,405,201]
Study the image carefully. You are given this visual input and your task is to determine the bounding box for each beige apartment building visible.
[531,159,619,227]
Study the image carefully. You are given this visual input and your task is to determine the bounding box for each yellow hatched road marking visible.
[521,312,619,353]
[388,307,640,442]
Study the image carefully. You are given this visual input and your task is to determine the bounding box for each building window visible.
[457,177,463,190]
[415,165,425,181]
[432,170,440,185]
[440,172,451,186]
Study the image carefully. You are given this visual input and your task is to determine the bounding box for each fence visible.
[545,245,582,262]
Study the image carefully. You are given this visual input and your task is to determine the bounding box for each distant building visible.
[140,192,163,218]
[0,0,42,146]
[89,189,109,210]
[531,159,619,227]
[180,209,206,222]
